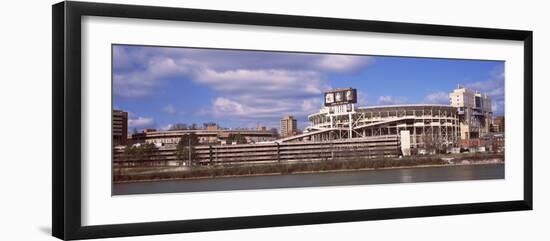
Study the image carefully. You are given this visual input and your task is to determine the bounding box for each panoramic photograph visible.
[111,44,505,195]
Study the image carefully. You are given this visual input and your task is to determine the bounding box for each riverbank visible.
[113,163,505,195]
[113,153,504,183]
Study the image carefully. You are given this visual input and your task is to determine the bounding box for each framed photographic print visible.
[52,1,533,240]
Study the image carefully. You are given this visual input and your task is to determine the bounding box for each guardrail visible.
[114,136,400,167]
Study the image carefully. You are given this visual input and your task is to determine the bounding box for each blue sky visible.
[113,45,504,132]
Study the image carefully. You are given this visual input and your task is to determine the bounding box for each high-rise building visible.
[280,115,297,137]
[113,109,128,145]
[449,86,493,139]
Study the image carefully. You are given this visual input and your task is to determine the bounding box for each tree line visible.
[169,122,217,130]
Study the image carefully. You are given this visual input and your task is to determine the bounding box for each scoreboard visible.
[324,88,357,107]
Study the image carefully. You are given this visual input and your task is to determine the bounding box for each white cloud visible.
[378,96,392,105]
[162,105,177,114]
[209,97,315,118]
[128,117,155,129]
[113,56,196,98]
[196,68,326,97]
[465,67,505,115]
[315,55,372,73]
[377,95,406,105]
[113,46,375,128]
[357,91,369,106]
[301,98,322,114]
[112,46,372,99]
[424,91,450,104]
[191,68,328,126]
[196,96,322,127]
[112,47,131,71]
[160,124,173,131]
[212,98,246,116]
[492,100,505,115]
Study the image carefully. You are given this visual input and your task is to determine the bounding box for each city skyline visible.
[113,44,504,132]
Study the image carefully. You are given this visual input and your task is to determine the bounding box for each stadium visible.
[279,88,463,154]
[307,104,459,146]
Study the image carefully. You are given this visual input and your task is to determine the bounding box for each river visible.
[113,163,504,195]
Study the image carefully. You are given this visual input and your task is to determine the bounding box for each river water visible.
[113,163,504,195]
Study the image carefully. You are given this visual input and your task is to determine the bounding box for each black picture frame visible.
[52,1,533,240]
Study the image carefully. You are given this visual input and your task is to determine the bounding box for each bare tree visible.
[422,135,445,154]
[227,133,247,144]
[176,133,199,166]
[169,123,188,130]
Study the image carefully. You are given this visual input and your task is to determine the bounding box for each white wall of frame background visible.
[0,0,548,240]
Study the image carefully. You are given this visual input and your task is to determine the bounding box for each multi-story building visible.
[205,123,219,131]
[112,109,128,145]
[492,116,505,133]
[449,86,493,139]
[280,115,298,137]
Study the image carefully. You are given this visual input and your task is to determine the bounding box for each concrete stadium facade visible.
[280,104,460,151]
